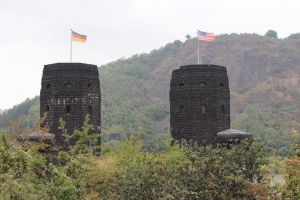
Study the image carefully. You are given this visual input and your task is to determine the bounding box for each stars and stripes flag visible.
[197,30,215,41]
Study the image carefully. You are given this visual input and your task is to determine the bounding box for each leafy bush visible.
[281,157,300,199]
[96,135,274,199]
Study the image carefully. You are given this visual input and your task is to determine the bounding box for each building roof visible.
[27,132,55,140]
[217,129,252,142]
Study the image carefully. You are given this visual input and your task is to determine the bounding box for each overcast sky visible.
[0,0,299,109]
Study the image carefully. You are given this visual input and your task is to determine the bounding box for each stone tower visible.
[169,64,230,145]
[40,63,101,148]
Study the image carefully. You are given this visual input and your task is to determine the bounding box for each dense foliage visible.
[0,96,39,131]
[232,104,299,156]
[99,58,169,149]
[1,126,300,199]
[1,113,300,199]
[106,137,272,199]
[0,130,90,200]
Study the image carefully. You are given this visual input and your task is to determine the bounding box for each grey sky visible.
[0,0,299,109]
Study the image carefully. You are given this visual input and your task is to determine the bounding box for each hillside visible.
[1,33,300,154]
[142,34,300,125]
[0,109,6,115]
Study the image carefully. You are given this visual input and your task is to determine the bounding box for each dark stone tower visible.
[169,64,230,145]
[40,63,101,148]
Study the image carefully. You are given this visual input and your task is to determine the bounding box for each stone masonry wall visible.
[169,64,230,145]
[40,63,101,148]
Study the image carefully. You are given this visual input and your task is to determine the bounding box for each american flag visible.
[197,30,215,41]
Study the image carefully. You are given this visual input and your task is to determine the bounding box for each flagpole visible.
[70,29,72,62]
[197,39,200,64]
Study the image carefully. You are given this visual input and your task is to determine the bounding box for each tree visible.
[185,34,191,40]
[173,40,182,47]
[59,115,101,155]
[106,136,274,199]
[281,130,300,199]
[287,33,300,40]
[231,104,293,156]
[282,157,300,199]
[0,130,89,199]
[265,30,278,39]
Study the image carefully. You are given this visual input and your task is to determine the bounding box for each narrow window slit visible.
[221,105,225,113]
[66,106,71,114]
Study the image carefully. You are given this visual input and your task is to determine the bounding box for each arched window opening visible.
[201,105,205,114]
[66,106,71,114]
[87,83,92,88]
[179,83,185,88]
[221,105,225,113]
[220,82,224,87]
[46,83,51,88]
[200,82,206,87]
[65,83,72,88]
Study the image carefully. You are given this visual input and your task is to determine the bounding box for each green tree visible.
[0,125,92,199]
[265,30,278,39]
[231,104,293,156]
[177,140,271,199]
[185,34,191,40]
[287,33,300,40]
[0,131,49,199]
[281,157,300,199]
[104,136,273,199]
[173,39,182,47]
[0,96,40,131]
[60,115,101,155]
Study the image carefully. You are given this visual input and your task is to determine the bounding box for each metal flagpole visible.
[197,39,200,64]
[70,29,72,62]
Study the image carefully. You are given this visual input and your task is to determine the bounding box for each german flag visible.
[72,31,87,42]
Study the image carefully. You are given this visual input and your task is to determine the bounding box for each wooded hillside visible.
[1,33,300,155]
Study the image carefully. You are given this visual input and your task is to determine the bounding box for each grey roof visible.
[217,129,252,141]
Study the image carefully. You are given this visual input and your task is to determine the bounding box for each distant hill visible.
[102,33,300,131]
[0,97,40,131]
[145,34,300,124]
[0,109,5,114]
[1,33,299,154]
